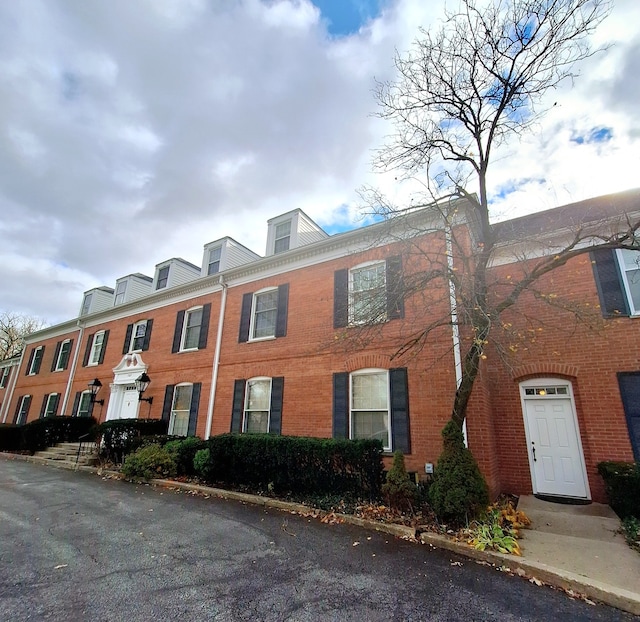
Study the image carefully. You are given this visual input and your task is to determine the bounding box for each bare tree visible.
[0,311,48,361]
[369,0,639,429]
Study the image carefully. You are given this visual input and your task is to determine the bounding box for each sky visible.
[1,0,639,325]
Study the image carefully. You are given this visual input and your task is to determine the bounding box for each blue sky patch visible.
[313,0,382,36]
[571,126,614,145]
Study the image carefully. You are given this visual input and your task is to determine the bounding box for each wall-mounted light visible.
[88,378,104,406]
[135,372,153,404]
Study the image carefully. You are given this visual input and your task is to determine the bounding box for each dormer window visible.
[156,266,170,290]
[114,281,127,305]
[207,247,222,276]
[274,221,291,254]
[81,293,93,316]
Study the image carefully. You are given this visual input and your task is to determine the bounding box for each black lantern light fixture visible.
[88,378,104,405]
[135,372,153,404]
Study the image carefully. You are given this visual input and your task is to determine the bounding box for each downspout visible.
[1,350,24,423]
[205,276,228,439]
[60,320,84,417]
[445,225,468,445]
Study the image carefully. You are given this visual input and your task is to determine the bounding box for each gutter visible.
[1,350,25,423]
[205,275,228,439]
[60,321,84,417]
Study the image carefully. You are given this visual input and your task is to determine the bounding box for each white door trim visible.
[519,377,590,500]
[104,353,149,421]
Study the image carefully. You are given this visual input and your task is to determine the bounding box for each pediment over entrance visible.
[112,353,148,385]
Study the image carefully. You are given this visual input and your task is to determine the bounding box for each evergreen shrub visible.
[121,443,177,481]
[429,421,489,526]
[597,461,640,519]
[21,416,97,453]
[164,437,207,476]
[0,424,23,451]
[96,418,168,464]
[381,451,418,510]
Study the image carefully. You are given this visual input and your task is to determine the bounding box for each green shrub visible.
[164,437,206,476]
[381,451,418,511]
[193,448,213,480]
[95,418,168,464]
[597,461,640,519]
[121,444,177,481]
[622,516,640,552]
[0,424,23,451]
[197,434,383,499]
[429,421,489,526]
[21,416,97,453]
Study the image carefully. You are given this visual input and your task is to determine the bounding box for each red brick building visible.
[3,191,639,503]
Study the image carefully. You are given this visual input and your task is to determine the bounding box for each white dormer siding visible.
[153,258,201,291]
[113,273,153,306]
[265,209,328,256]
[79,287,114,316]
[201,237,261,277]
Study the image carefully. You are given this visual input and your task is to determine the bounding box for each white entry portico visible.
[105,353,149,421]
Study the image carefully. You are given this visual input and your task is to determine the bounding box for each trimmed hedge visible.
[597,461,640,519]
[198,434,383,499]
[95,418,168,464]
[0,424,23,452]
[21,416,97,453]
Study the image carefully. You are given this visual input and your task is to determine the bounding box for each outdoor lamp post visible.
[135,372,153,404]
[88,378,104,405]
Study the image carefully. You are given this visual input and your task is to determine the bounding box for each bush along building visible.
[3,190,640,504]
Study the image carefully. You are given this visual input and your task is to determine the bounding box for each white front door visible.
[521,382,588,499]
[119,386,140,420]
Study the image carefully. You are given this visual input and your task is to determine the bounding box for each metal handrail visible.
[75,432,96,467]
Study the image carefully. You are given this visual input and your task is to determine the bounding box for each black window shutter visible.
[386,256,405,320]
[123,324,133,354]
[390,367,411,453]
[72,391,82,417]
[142,319,153,351]
[33,347,44,374]
[63,339,73,370]
[198,303,212,350]
[162,385,175,422]
[238,293,253,342]
[40,394,49,418]
[172,312,185,353]
[51,342,62,372]
[25,349,35,375]
[275,284,289,338]
[333,269,348,328]
[231,379,246,432]
[98,330,109,364]
[332,372,349,439]
[187,383,202,437]
[51,394,60,417]
[269,377,284,435]
[618,372,640,461]
[83,334,94,367]
[591,249,629,317]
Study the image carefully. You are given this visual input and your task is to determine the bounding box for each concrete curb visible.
[2,451,638,616]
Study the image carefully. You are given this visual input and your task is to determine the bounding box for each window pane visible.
[173,385,193,411]
[253,291,278,338]
[352,411,389,444]
[132,322,146,350]
[78,393,92,417]
[352,373,387,410]
[350,264,386,323]
[183,309,203,349]
[90,332,104,364]
[208,247,222,275]
[247,380,270,410]
[170,411,189,436]
[157,266,170,289]
[245,411,268,433]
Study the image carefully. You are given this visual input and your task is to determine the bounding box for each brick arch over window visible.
[344,354,392,373]
[511,363,579,382]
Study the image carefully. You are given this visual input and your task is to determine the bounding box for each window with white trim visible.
[80,293,92,316]
[169,384,193,436]
[43,393,59,417]
[349,262,387,324]
[89,331,106,365]
[274,221,291,254]
[181,307,203,351]
[350,369,391,450]
[114,281,127,305]
[28,346,44,375]
[0,366,10,388]
[156,266,170,290]
[244,378,271,433]
[617,249,640,315]
[15,395,31,425]
[76,391,92,417]
[131,321,147,352]
[250,289,278,340]
[54,340,72,371]
[207,246,222,276]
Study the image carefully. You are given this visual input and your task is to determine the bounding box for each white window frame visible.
[349,261,387,325]
[76,391,93,417]
[114,280,127,305]
[156,266,170,290]
[16,395,30,425]
[180,307,203,351]
[54,339,72,371]
[0,366,10,389]
[130,321,147,352]
[349,368,391,451]
[28,346,44,375]
[207,246,222,276]
[169,383,193,437]
[617,249,640,315]
[88,331,106,366]
[243,377,272,434]
[80,293,92,316]
[44,393,59,417]
[249,287,278,341]
[274,220,291,254]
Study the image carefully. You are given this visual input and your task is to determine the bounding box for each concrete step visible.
[33,442,99,467]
